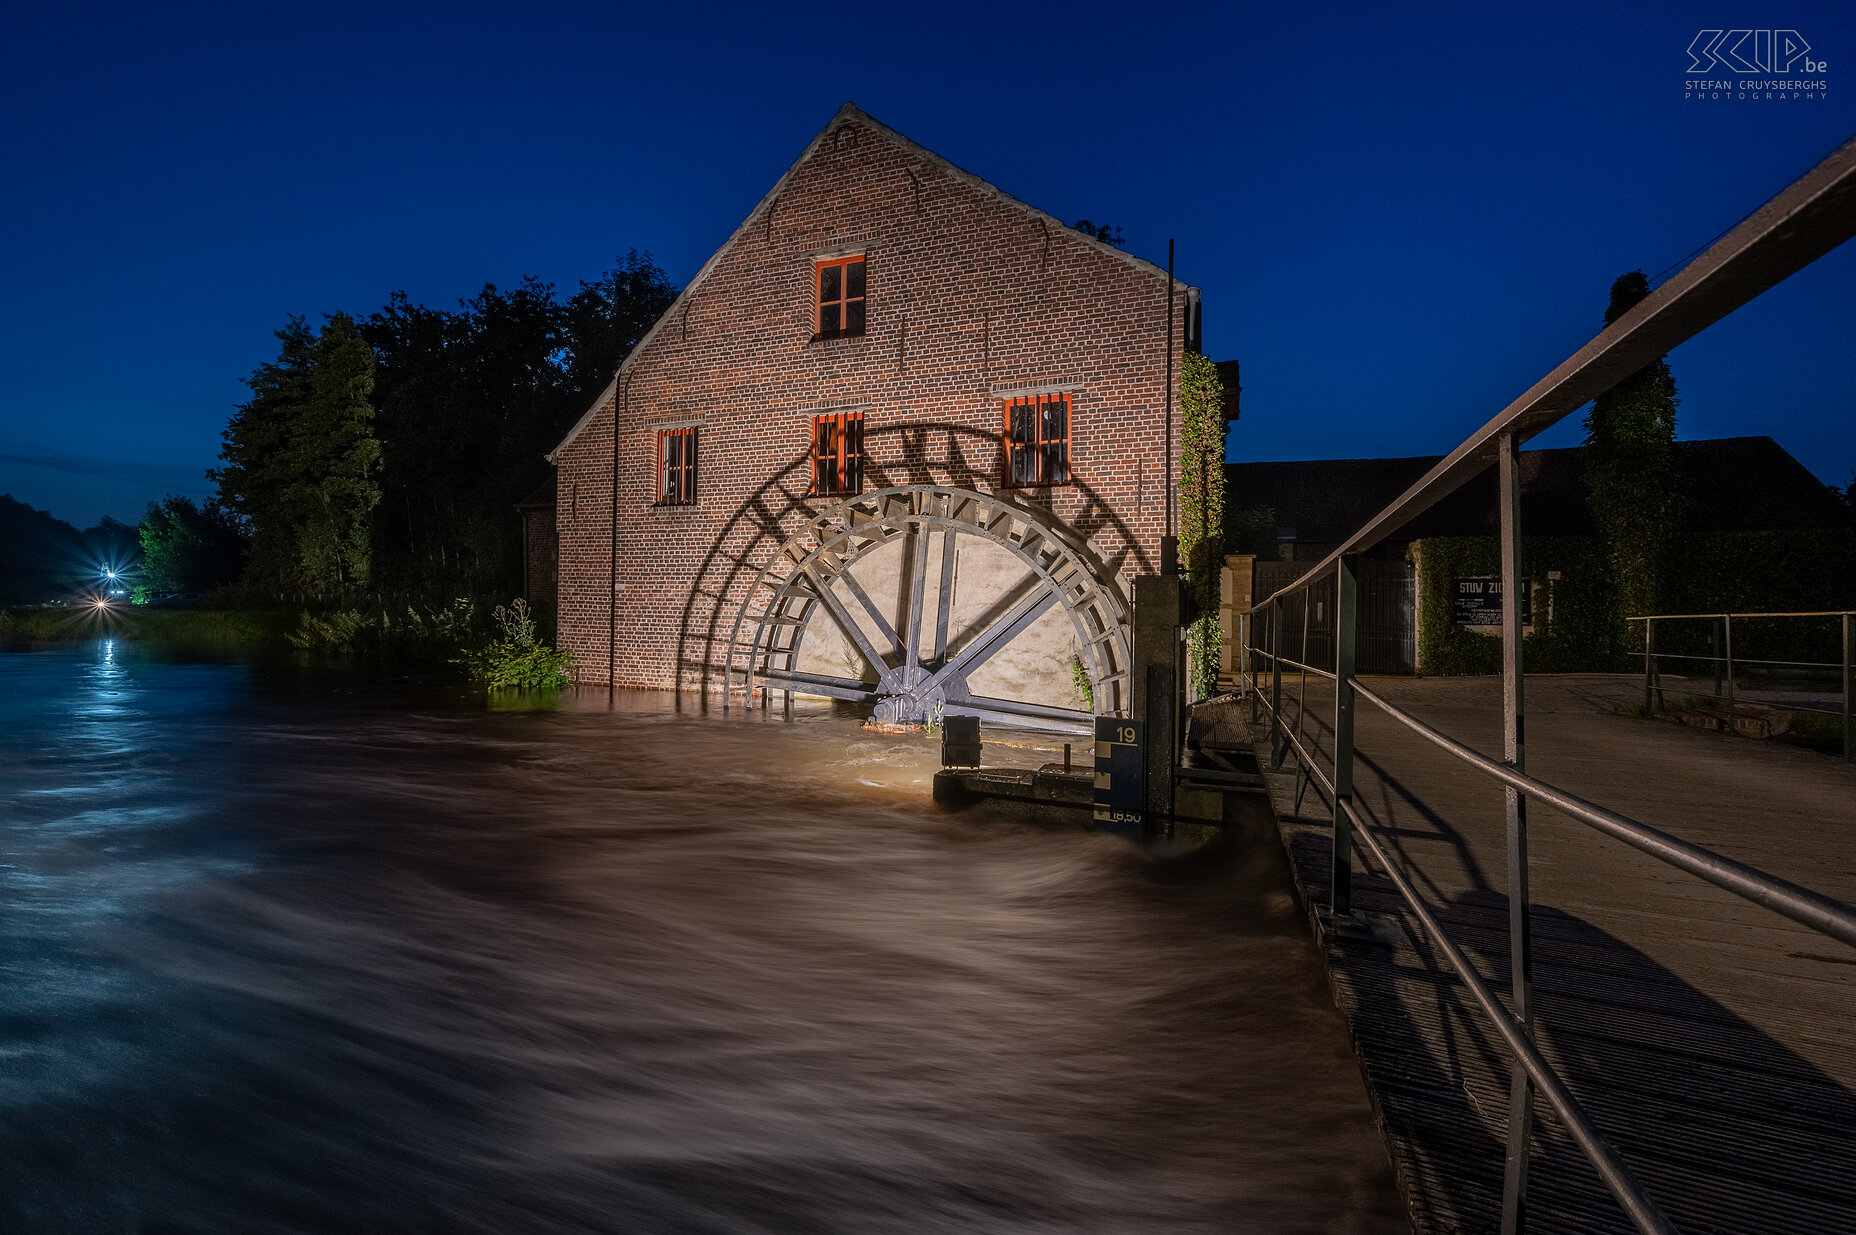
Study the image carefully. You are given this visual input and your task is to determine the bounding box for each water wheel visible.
[722,485,1131,728]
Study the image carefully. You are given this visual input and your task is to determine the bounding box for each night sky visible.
[4,1,1852,527]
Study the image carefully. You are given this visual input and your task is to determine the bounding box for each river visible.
[0,641,1406,1233]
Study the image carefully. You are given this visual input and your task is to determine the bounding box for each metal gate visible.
[1253,559,1414,675]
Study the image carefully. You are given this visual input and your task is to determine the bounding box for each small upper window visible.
[815,256,866,340]
[1003,394,1070,487]
[657,427,697,506]
[812,411,864,497]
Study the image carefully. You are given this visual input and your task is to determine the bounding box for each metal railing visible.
[1227,132,1856,1235]
[1631,611,1854,761]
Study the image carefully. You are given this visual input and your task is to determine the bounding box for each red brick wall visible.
[553,109,1187,689]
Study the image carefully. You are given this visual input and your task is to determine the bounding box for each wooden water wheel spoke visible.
[917,578,1058,696]
[798,562,888,675]
[833,563,903,659]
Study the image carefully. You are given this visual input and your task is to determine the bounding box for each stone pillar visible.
[1131,575,1179,824]
[1221,554,1255,683]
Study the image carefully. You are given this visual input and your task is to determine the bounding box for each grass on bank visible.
[2,597,572,692]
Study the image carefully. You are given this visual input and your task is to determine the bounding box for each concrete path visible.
[1201,673,1856,1234]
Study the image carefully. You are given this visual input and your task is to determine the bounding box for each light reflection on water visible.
[0,642,1407,1233]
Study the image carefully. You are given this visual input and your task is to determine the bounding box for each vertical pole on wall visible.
[1269,597,1284,769]
[1648,620,1662,716]
[1713,618,1725,701]
[1164,239,1175,544]
[1497,431,1534,1235]
[1724,614,1735,710]
[609,372,623,701]
[1331,557,1357,919]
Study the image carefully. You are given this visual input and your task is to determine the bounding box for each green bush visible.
[287,597,478,658]
[1789,710,1852,757]
[1413,527,1856,675]
[456,599,572,691]
[1413,536,1625,675]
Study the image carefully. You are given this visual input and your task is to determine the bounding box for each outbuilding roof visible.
[1229,435,1844,547]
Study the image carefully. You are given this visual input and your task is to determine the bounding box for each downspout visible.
[1165,239,1176,547]
[608,372,623,697]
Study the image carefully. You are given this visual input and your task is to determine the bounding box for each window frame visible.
[1001,392,1072,488]
[810,410,865,498]
[813,255,867,341]
[655,426,698,507]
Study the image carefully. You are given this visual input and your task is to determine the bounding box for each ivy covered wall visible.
[1413,529,1856,675]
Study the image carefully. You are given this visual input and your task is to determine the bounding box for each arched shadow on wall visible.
[668,422,1157,696]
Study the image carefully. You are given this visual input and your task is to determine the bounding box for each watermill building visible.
[548,103,1219,728]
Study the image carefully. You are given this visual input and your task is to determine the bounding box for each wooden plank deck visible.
[1197,675,1856,1235]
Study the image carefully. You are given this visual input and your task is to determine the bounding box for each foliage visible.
[1179,351,1226,698]
[212,314,382,603]
[456,599,573,690]
[0,606,298,648]
[363,252,676,601]
[0,496,143,604]
[1413,527,1856,674]
[205,252,675,608]
[1070,219,1125,248]
[1583,271,1685,627]
[1223,504,1279,559]
[1070,653,1095,713]
[1413,536,1627,675]
[138,495,246,593]
[1789,710,1851,757]
[287,596,479,659]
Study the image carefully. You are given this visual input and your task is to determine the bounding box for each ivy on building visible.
[1179,351,1226,698]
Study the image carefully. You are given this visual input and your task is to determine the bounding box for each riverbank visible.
[0,605,300,649]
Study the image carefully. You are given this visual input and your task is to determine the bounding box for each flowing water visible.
[1,642,1406,1234]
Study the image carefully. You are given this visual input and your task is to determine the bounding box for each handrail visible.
[1630,611,1855,621]
[1247,668,1675,1234]
[1243,134,1856,617]
[1221,134,1856,1235]
[1348,680,1856,949]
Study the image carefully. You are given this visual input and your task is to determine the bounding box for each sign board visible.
[1093,716,1145,832]
[1452,576,1531,626]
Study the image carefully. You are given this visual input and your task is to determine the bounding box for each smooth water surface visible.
[0,642,1405,1233]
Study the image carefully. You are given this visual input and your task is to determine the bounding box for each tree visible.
[362,254,675,600]
[211,314,381,602]
[1179,351,1227,698]
[137,496,246,593]
[1583,270,1684,629]
[1071,219,1126,248]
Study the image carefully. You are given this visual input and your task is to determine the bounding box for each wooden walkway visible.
[1198,675,1856,1235]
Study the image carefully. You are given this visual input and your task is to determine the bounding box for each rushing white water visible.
[0,643,1406,1233]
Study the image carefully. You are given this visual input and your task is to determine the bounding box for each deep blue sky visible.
[3,1,1852,527]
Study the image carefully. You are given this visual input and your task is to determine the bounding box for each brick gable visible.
[552,104,1189,690]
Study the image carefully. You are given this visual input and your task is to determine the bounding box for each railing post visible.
[1269,597,1284,768]
[1332,556,1358,918]
[1843,612,1852,764]
[1643,618,1654,716]
[1238,611,1249,701]
[1713,617,1725,701]
[1724,614,1735,710]
[1498,431,1535,1235]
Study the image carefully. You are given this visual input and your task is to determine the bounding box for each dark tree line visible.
[210,251,677,604]
[0,497,139,604]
